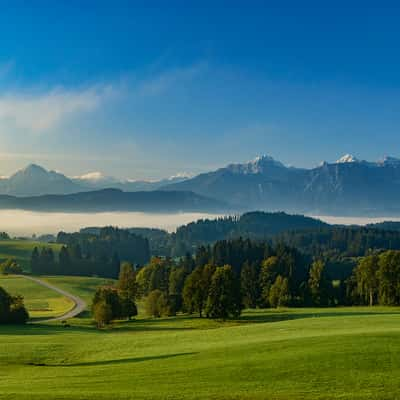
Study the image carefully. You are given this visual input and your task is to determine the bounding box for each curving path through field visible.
[21,275,87,323]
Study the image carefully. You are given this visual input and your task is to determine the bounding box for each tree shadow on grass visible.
[29,352,198,367]
[236,309,400,324]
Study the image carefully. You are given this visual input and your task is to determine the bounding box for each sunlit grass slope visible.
[42,275,113,307]
[0,275,73,319]
[1,307,400,399]
[0,240,62,271]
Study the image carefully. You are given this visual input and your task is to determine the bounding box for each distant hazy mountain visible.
[0,164,190,196]
[0,189,227,213]
[163,154,400,216]
[72,172,190,192]
[0,164,84,196]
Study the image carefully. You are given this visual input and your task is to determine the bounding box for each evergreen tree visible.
[111,252,121,279]
[168,266,187,312]
[30,247,40,274]
[59,246,71,274]
[240,261,260,308]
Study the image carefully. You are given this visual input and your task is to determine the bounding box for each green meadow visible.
[0,240,62,271]
[0,275,73,320]
[0,274,399,400]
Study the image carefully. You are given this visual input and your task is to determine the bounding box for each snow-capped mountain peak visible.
[227,154,286,175]
[379,156,400,166]
[336,154,359,164]
[73,171,119,184]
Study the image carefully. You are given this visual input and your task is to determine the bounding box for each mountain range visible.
[1,154,400,215]
[0,164,189,197]
[163,154,400,216]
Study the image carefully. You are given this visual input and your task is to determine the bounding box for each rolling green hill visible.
[1,307,400,399]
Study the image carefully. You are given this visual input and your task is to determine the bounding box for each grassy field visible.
[0,240,62,271]
[0,275,74,320]
[1,305,400,399]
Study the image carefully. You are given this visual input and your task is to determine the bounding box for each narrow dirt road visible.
[21,275,87,323]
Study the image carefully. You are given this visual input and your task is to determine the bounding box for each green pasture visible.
[0,275,73,320]
[1,306,400,399]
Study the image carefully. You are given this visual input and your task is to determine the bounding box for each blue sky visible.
[0,1,400,179]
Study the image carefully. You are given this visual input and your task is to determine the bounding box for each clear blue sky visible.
[0,1,400,179]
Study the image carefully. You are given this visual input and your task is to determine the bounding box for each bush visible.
[0,259,23,275]
[9,296,29,323]
[0,287,29,324]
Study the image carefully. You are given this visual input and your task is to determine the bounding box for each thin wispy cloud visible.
[137,62,208,97]
[0,84,115,133]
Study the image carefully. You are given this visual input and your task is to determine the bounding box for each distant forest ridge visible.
[77,211,400,259]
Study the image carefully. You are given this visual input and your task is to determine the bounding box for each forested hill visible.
[67,212,400,261]
[77,212,327,257]
[0,189,227,213]
[172,212,327,247]
[366,221,400,231]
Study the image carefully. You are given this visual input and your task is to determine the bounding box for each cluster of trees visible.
[349,250,400,306]
[92,262,138,327]
[0,259,23,275]
[132,238,346,320]
[0,232,10,240]
[0,286,29,324]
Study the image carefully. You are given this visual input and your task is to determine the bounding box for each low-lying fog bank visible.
[0,209,399,237]
[0,210,224,237]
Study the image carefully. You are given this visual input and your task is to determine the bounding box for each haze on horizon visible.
[0,2,400,180]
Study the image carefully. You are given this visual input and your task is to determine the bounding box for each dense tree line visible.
[80,214,400,261]
[30,227,150,278]
[275,227,400,258]
[30,245,121,278]
[0,286,29,324]
[57,227,150,266]
[56,215,400,264]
